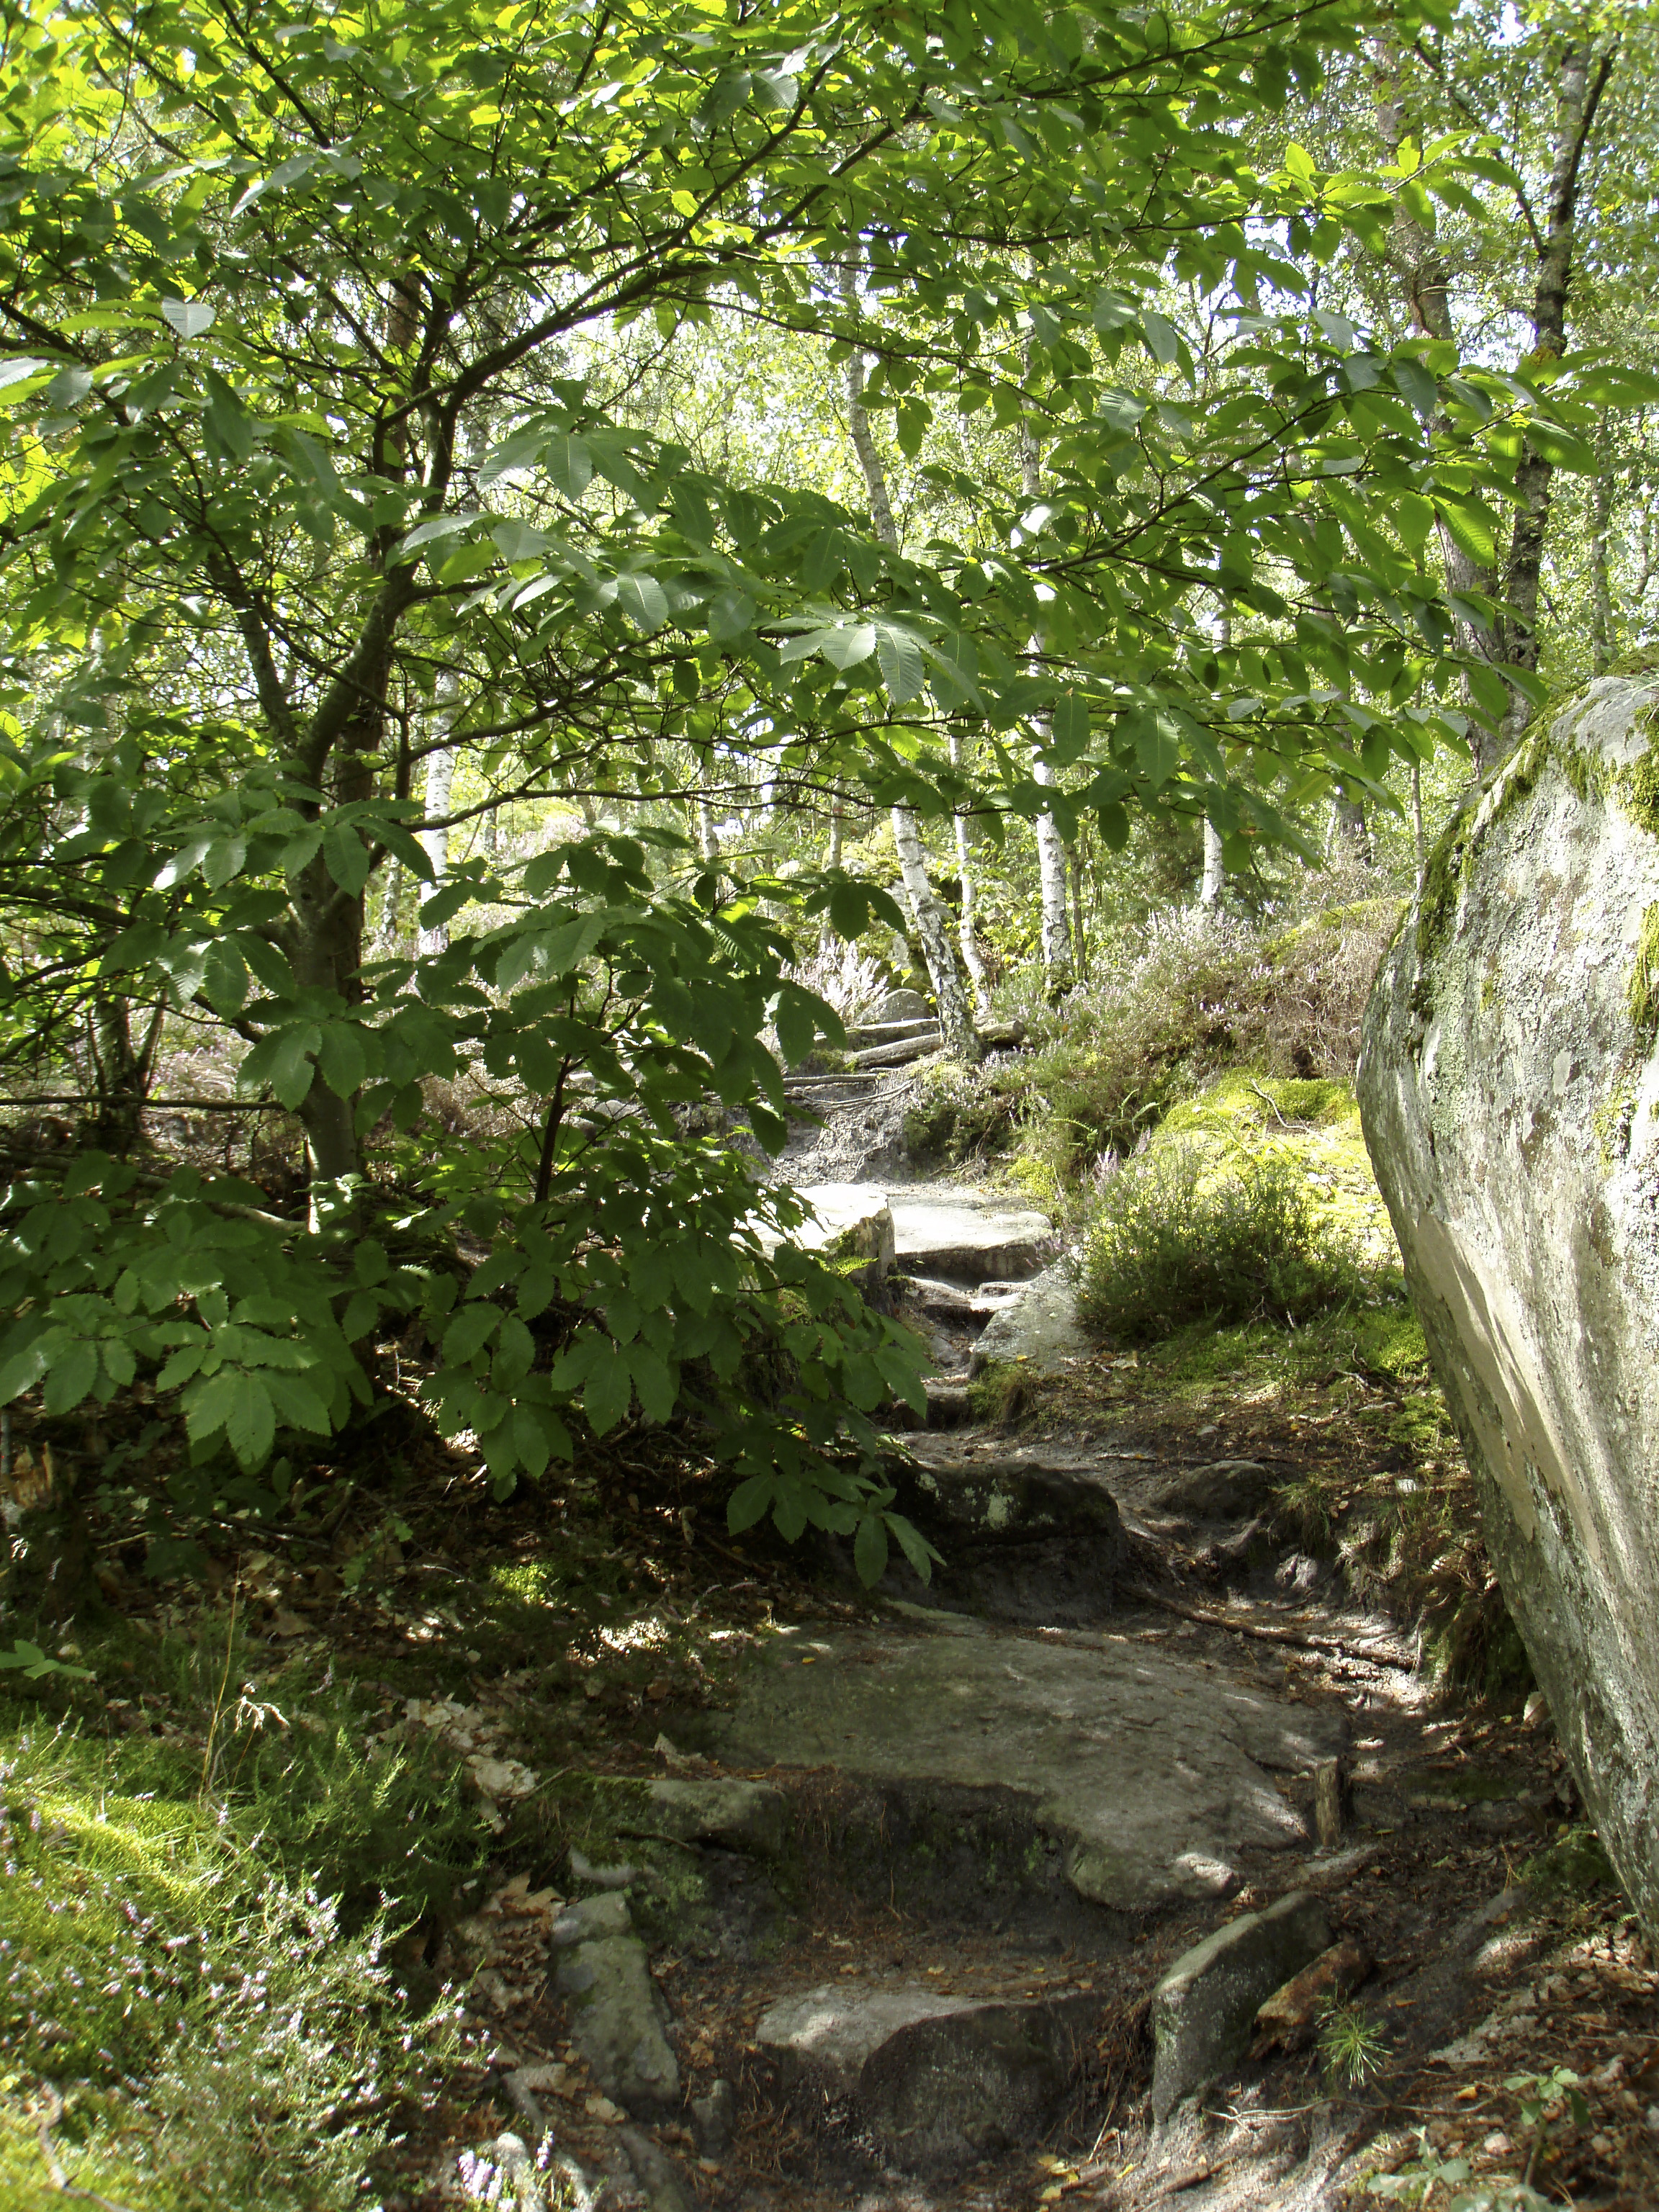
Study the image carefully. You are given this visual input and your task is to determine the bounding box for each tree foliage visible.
[0,0,1642,1568]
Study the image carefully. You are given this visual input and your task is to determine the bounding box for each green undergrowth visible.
[0,1671,462,2211]
[904,900,1403,1195]
[0,1452,819,2203]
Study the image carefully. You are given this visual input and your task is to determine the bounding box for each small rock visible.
[1523,1690,1552,1732]
[552,1892,634,1946]
[1146,1460,1274,1521]
[1151,1890,1334,2121]
[877,988,932,1022]
[691,2077,737,2157]
[967,1263,1088,1379]
[641,1776,788,1858]
[619,2125,693,2212]
[1483,2131,1513,2154]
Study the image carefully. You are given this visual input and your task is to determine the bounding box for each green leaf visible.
[161,297,215,341]
[875,624,925,706]
[203,369,256,463]
[317,1022,369,1099]
[580,1345,631,1436]
[1434,495,1496,565]
[727,1474,773,1533]
[615,572,669,632]
[442,1303,499,1367]
[853,1512,888,1585]
[42,1336,99,1416]
[226,1375,276,1468]
[543,433,593,498]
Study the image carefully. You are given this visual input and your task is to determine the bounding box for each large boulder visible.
[1357,670,1659,1931]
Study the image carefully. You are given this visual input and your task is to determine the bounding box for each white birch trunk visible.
[1020,420,1073,995]
[839,254,979,1061]
[950,734,992,1014]
[1199,818,1224,909]
[418,675,458,956]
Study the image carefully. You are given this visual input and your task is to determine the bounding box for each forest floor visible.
[4,1070,1658,2212]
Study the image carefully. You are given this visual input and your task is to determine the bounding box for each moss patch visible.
[1628,902,1659,1038]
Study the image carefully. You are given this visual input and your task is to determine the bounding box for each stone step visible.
[756,1979,1097,2174]
[889,1192,1055,1282]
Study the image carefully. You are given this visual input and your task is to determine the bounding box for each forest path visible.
[530,1069,1650,2212]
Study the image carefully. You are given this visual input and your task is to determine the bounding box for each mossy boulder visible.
[1358,673,1659,1932]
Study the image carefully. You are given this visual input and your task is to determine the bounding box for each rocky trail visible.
[441,1046,1659,2212]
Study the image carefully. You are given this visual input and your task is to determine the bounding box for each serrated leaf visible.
[442,1303,499,1367]
[225,1375,276,1467]
[627,1344,676,1424]
[42,1337,99,1415]
[580,1346,631,1435]
[317,1022,369,1100]
[853,1512,889,1586]
[265,1372,335,1435]
[820,623,876,671]
[727,1474,773,1533]
[542,433,593,498]
[875,624,925,706]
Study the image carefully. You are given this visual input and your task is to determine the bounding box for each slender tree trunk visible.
[949,735,992,1015]
[1019,419,1074,997]
[1588,461,1617,676]
[1372,39,1505,771]
[696,797,719,863]
[418,675,458,958]
[86,994,161,1153]
[1199,819,1225,909]
[1501,42,1614,744]
[826,781,845,873]
[1330,793,1372,865]
[1069,840,1089,984]
[838,255,979,1062]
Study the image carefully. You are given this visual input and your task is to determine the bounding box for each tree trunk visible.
[838,255,979,1062]
[1330,793,1372,866]
[1500,42,1614,746]
[697,797,719,863]
[1372,38,1505,772]
[949,734,992,1015]
[86,993,161,1154]
[1020,419,1074,997]
[1199,819,1225,910]
[418,677,459,957]
[1588,458,1617,678]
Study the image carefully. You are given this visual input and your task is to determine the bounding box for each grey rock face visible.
[551,1899,680,2112]
[1357,672,1659,1933]
[878,987,934,1022]
[1150,1889,1333,2121]
[711,1624,1344,1910]
[968,1261,1089,1377]
[890,1437,1124,1625]
[757,1980,1094,2171]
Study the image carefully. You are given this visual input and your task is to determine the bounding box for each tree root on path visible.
[1118,1583,1415,1669]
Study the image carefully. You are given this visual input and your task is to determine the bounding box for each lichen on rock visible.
[1358,672,1659,1933]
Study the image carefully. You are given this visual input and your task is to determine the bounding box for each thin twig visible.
[33,2086,145,2212]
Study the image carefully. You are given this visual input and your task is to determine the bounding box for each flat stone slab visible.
[888,1190,1053,1282]
[968,1261,1089,1377]
[757,1979,1094,2171]
[711,1627,1345,1911]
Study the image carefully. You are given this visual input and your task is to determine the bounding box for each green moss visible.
[1627,902,1659,1038]
[1617,746,1659,840]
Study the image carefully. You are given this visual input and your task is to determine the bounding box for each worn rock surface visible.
[888,1189,1054,1281]
[711,1622,1344,1910]
[1357,670,1659,1933]
[1150,1889,1334,2121]
[551,1896,680,2112]
[757,1979,1094,2170]
[967,1260,1089,1377]
[887,1437,1124,1624]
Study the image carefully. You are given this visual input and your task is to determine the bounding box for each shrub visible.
[1075,1142,1375,1342]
